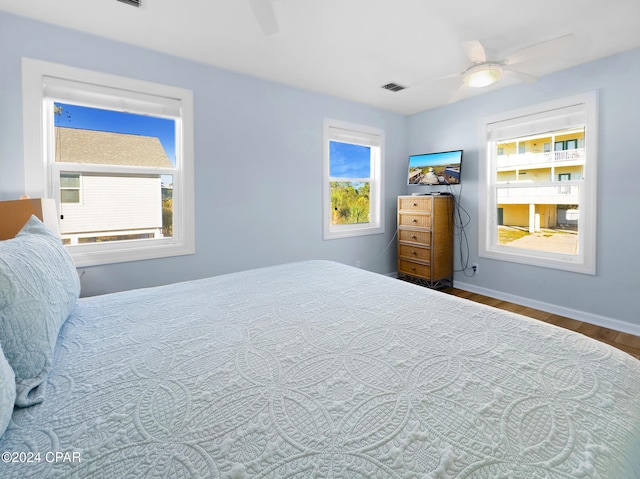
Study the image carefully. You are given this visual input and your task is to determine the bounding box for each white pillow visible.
[0,216,80,406]
[0,342,15,436]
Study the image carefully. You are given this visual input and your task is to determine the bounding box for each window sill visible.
[480,247,595,275]
[323,224,384,241]
[67,239,195,267]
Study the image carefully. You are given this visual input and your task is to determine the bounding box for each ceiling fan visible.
[417,34,576,102]
[248,0,279,36]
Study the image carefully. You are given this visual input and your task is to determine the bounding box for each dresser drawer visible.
[398,260,431,279]
[398,244,430,262]
[399,213,431,228]
[399,197,432,212]
[398,229,431,246]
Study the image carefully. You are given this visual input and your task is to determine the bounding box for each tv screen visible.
[407,150,463,186]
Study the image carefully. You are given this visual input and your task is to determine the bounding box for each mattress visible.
[1,260,639,477]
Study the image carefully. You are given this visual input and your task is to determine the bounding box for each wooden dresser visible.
[397,195,453,288]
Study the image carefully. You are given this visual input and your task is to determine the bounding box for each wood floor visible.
[441,287,640,360]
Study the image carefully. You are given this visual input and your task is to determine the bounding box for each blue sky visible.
[329,141,371,178]
[408,150,462,169]
[55,103,176,165]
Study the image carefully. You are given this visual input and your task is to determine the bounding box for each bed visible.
[1,216,639,478]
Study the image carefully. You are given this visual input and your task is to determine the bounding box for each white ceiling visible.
[2,0,640,115]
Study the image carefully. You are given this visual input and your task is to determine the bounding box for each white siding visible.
[60,175,163,234]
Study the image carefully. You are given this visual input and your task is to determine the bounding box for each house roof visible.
[55,127,173,168]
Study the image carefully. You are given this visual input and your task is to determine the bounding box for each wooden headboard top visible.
[0,198,60,240]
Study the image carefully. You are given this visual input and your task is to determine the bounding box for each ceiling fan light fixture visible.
[465,64,503,88]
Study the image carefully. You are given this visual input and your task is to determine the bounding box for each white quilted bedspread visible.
[1,260,639,478]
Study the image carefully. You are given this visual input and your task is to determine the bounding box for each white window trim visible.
[478,92,598,274]
[22,58,195,267]
[323,119,385,240]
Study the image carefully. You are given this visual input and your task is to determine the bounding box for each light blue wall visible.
[407,48,640,328]
[0,12,407,296]
[1,12,638,330]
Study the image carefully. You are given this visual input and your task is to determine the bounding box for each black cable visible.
[361,228,398,270]
[446,183,475,277]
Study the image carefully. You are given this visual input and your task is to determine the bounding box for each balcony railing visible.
[497,184,580,204]
[497,148,584,169]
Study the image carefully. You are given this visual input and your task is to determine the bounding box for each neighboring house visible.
[495,130,584,232]
[55,126,172,244]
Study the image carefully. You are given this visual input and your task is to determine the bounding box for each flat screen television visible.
[407,150,463,186]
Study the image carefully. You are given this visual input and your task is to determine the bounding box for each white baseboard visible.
[453,279,640,337]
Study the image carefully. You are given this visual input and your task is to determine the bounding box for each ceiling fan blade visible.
[419,71,462,84]
[503,68,539,84]
[248,0,279,36]
[448,83,468,104]
[504,34,575,66]
[405,70,462,88]
[463,40,487,63]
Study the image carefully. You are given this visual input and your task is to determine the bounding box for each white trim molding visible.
[21,58,195,267]
[478,92,598,275]
[454,279,640,337]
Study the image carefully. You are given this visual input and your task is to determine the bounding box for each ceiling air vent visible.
[117,0,140,7]
[381,82,407,92]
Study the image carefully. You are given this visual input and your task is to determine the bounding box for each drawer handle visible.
[411,235,417,239]
[412,219,418,223]
[411,267,416,271]
[412,203,418,206]
[411,250,417,255]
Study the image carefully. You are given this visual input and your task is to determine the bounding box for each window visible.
[323,120,384,240]
[22,58,194,267]
[479,92,598,274]
[60,173,81,203]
